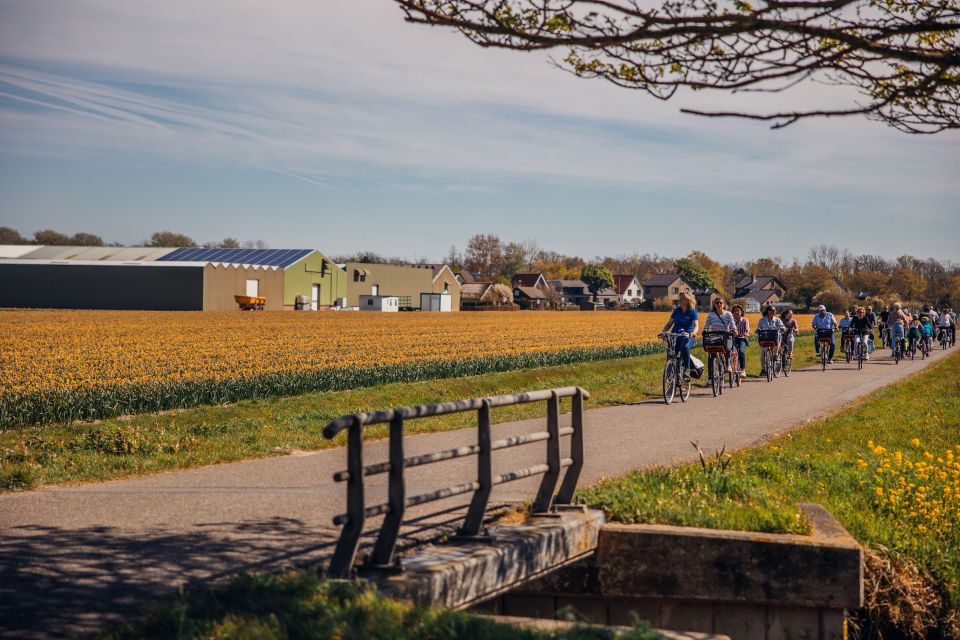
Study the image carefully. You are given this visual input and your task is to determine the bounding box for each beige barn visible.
[345,263,460,310]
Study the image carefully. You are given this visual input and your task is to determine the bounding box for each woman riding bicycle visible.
[780,309,799,362]
[703,298,737,385]
[849,307,872,360]
[757,305,785,377]
[660,292,699,377]
[731,304,750,379]
[838,310,853,356]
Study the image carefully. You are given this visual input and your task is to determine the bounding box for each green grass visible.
[1,338,821,491]
[96,570,662,640]
[577,351,960,638]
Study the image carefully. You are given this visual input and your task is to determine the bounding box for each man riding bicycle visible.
[660,292,699,377]
[812,305,838,363]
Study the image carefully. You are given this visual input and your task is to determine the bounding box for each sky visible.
[0,0,957,265]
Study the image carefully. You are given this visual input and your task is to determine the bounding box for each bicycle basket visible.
[816,328,835,341]
[758,329,781,346]
[702,332,728,351]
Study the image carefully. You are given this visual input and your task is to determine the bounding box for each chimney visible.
[750,274,756,284]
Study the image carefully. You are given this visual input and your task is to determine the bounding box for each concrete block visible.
[598,504,862,609]
[715,603,767,640]
[660,600,715,633]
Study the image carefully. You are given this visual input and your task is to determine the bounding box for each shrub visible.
[651,296,675,311]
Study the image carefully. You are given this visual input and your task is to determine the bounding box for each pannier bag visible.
[758,329,781,346]
[689,355,705,379]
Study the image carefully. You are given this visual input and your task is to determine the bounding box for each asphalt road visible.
[1,344,954,638]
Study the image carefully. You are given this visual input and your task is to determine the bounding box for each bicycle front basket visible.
[758,329,781,346]
[817,328,835,341]
[702,332,728,350]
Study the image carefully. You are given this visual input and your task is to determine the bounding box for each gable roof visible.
[734,275,787,292]
[514,286,547,300]
[460,282,493,298]
[643,273,687,287]
[512,273,545,287]
[613,274,640,294]
[736,288,779,304]
[548,279,589,290]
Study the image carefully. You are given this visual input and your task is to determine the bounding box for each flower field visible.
[1,309,768,427]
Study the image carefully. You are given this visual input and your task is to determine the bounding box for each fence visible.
[322,386,589,578]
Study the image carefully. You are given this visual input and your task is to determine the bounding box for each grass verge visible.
[1,338,821,491]
[96,569,662,640]
[576,351,960,639]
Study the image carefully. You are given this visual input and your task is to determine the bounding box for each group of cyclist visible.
[660,291,956,384]
[878,303,957,358]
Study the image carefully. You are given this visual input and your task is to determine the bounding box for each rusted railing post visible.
[555,388,584,504]
[369,414,405,567]
[327,416,364,578]
[459,399,492,537]
[533,391,561,513]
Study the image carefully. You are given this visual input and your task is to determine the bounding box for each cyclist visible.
[703,298,737,385]
[939,306,954,346]
[919,314,935,354]
[865,306,877,353]
[849,307,872,360]
[781,309,799,363]
[757,305,785,377]
[907,317,922,355]
[889,302,906,358]
[812,305,838,363]
[878,305,890,346]
[731,304,750,379]
[660,292,699,378]
[838,310,853,356]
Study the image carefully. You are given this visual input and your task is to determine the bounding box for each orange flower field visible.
[1,309,768,426]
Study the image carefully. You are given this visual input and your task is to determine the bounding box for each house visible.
[547,279,592,306]
[359,295,399,312]
[513,286,549,310]
[346,262,460,311]
[642,273,694,305]
[0,246,344,311]
[459,282,494,304]
[595,287,619,307]
[694,288,722,311]
[733,275,788,310]
[613,274,644,306]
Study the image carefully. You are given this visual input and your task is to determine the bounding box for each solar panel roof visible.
[158,248,313,268]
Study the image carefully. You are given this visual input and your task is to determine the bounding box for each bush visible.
[651,295,674,311]
[813,286,855,313]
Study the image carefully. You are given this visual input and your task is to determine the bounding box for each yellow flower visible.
[911,438,921,448]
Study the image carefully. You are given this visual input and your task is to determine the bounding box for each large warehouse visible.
[0,246,346,311]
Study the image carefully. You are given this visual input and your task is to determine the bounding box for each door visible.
[245,279,259,297]
[311,284,320,311]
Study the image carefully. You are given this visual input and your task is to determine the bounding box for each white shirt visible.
[704,310,736,334]
[940,312,953,327]
[758,316,785,331]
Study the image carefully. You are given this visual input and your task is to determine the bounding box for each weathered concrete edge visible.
[597,503,863,609]
[481,614,732,640]
[370,508,606,610]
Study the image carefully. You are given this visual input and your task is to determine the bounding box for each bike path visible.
[1,346,955,638]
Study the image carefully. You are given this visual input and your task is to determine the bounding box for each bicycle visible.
[757,329,781,382]
[842,329,854,364]
[940,327,950,350]
[660,332,692,405]
[816,328,835,371]
[780,333,794,377]
[850,329,868,370]
[702,330,736,397]
[919,334,932,359]
[878,322,888,348]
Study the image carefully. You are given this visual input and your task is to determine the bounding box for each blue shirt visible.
[670,306,698,334]
[812,312,837,330]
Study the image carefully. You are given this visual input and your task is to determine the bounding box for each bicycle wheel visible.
[773,349,783,378]
[680,367,692,402]
[894,342,900,364]
[821,345,828,371]
[845,340,852,364]
[782,351,792,377]
[766,350,774,382]
[729,354,739,388]
[662,359,677,405]
[858,343,864,370]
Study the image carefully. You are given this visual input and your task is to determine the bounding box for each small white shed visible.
[420,292,452,312]
[359,295,399,312]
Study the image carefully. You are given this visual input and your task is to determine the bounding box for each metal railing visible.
[322,386,589,578]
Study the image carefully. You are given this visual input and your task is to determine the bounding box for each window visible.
[372,284,379,296]
[367,299,373,306]
[627,289,632,296]
[443,283,449,293]
[245,279,259,297]
[672,287,678,294]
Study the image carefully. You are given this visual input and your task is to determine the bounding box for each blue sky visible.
[0,0,957,264]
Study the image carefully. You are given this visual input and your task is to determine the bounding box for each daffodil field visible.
[2,309,766,427]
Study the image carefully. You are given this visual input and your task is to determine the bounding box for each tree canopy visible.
[674,257,714,290]
[580,263,615,298]
[148,231,197,248]
[395,0,960,133]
